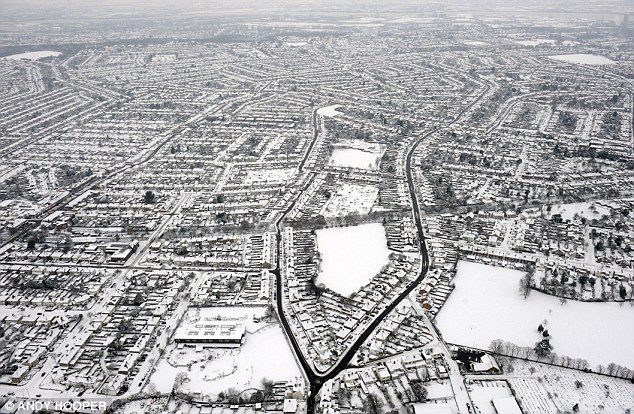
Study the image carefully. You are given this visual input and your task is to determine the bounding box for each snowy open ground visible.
[147,307,301,396]
[321,183,378,218]
[548,54,616,65]
[316,223,390,296]
[436,261,634,368]
[244,167,294,184]
[508,359,634,413]
[468,380,515,414]
[317,105,343,117]
[329,139,384,170]
[3,51,61,60]
[425,380,455,399]
[548,201,610,221]
[390,17,436,24]
[330,148,381,170]
[515,39,555,46]
[464,41,489,46]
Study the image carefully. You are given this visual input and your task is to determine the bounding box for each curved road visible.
[271,78,492,412]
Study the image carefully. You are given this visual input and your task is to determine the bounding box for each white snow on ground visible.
[244,167,294,184]
[329,139,385,170]
[316,223,390,296]
[3,51,61,60]
[515,39,555,46]
[147,307,301,397]
[548,201,610,220]
[508,359,634,413]
[390,17,436,24]
[329,148,381,170]
[321,183,378,218]
[548,54,616,65]
[468,380,516,414]
[317,105,343,117]
[436,261,634,369]
[425,380,455,399]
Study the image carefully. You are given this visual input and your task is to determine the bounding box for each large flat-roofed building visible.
[174,321,246,347]
[491,396,522,414]
[412,402,455,414]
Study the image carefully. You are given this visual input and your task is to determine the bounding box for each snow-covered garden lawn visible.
[315,223,390,296]
[436,261,634,368]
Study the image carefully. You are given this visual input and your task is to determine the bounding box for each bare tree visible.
[519,265,535,299]
[175,371,188,388]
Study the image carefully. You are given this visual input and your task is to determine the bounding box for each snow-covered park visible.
[329,140,385,170]
[146,307,301,397]
[547,201,610,221]
[315,223,390,296]
[3,50,61,60]
[321,183,378,218]
[329,148,381,170]
[317,104,344,117]
[435,261,634,369]
[548,54,616,65]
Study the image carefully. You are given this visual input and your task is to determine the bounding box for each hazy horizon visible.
[2,0,633,23]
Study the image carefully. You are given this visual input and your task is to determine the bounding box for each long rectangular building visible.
[174,321,246,347]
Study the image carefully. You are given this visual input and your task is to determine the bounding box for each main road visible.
[270,77,492,413]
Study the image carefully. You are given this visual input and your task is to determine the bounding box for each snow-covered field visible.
[147,307,301,397]
[330,148,381,170]
[436,261,634,368]
[3,50,61,60]
[316,223,390,296]
[548,54,616,65]
[321,183,378,218]
[548,201,610,220]
[328,139,385,170]
[317,105,343,117]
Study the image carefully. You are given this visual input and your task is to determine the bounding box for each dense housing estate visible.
[0,1,634,413]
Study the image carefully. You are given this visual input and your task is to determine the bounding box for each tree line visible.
[488,339,634,380]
